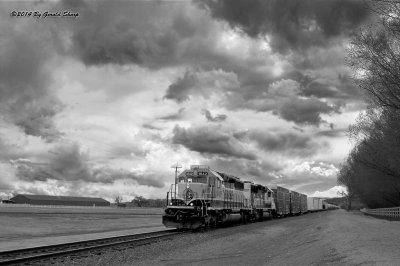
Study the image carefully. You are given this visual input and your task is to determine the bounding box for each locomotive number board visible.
[185,171,209,176]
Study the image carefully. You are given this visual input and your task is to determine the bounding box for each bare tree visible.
[115,195,123,204]
[337,157,358,210]
[341,109,400,208]
[348,0,400,110]
[341,0,400,208]
[132,196,147,207]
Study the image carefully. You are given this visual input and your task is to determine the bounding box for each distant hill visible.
[324,196,365,210]
[324,197,347,206]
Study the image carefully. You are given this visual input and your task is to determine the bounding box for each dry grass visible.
[0,206,164,242]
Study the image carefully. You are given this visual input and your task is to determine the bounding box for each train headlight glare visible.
[190,203,193,206]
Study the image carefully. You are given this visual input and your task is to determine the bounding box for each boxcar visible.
[307,197,324,212]
[300,193,307,213]
[316,198,323,211]
[272,186,290,216]
[289,191,301,215]
[307,197,314,212]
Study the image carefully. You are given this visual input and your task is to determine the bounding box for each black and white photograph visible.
[1,0,400,265]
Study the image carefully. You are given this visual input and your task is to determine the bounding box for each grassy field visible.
[0,205,164,242]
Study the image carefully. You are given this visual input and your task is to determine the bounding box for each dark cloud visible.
[250,131,326,156]
[142,124,162,131]
[276,97,338,125]
[202,109,227,122]
[12,144,94,183]
[65,1,195,68]
[165,70,339,126]
[172,125,256,160]
[233,130,248,141]
[61,0,86,9]
[12,143,163,188]
[0,137,22,161]
[206,157,282,184]
[164,72,197,102]
[158,108,185,121]
[225,79,340,126]
[165,63,347,126]
[92,168,164,188]
[302,81,341,99]
[107,143,147,159]
[164,69,239,103]
[292,126,305,133]
[61,1,363,125]
[198,0,370,53]
[316,129,346,138]
[58,1,365,125]
[0,23,64,142]
[298,72,363,102]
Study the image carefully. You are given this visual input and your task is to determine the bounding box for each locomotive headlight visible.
[190,203,194,206]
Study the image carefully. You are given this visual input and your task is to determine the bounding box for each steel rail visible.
[0,229,185,265]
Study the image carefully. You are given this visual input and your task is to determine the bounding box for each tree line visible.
[338,0,400,209]
[115,195,166,208]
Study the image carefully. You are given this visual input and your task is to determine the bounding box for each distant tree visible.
[132,196,147,207]
[115,195,123,204]
[342,0,400,208]
[337,156,358,210]
[147,198,167,208]
[348,0,400,110]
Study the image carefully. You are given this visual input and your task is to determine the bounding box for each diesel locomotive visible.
[162,165,337,230]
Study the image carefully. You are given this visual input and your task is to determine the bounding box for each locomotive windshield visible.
[178,176,207,183]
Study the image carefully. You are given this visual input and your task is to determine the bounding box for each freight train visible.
[162,165,337,230]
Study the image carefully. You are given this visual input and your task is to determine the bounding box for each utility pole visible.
[171,163,182,201]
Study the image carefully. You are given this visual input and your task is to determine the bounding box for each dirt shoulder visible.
[324,210,400,265]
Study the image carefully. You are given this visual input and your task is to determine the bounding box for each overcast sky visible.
[0,0,375,201]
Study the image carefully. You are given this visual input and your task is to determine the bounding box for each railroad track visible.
[0,229,185,265]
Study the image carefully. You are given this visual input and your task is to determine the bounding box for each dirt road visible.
[103,209,400,266]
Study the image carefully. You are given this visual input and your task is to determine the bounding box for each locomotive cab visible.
[163,165,224,229]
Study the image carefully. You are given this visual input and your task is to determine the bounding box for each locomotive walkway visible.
[126,210,400,266]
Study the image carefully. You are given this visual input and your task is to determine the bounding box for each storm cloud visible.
[12,143,164,188]
[202,109,227,122]
[172,125,256,160]
[0,137,22,161]
[198,0,370,53]
[0,17,64,142]
[63,0,360,128]
[158,108,186,121]
[205,157,284,185]
[164,69,239,103]
[249,131,327,156]
[0,0,372,199]
[64,1,210,69]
